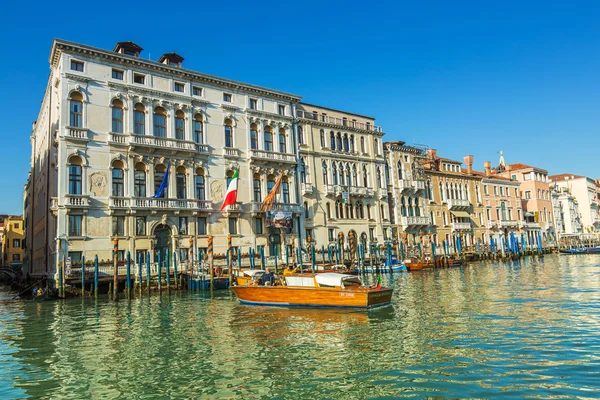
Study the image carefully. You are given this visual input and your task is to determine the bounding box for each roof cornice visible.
[50,39,302,103]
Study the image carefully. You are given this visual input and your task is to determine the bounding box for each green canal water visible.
[1,255,599,399]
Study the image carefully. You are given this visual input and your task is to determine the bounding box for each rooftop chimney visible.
[426,149,437,159]
[464,155,474,175]
[158,52,184,67]
[113,41,143,57]
[484,161,492,177]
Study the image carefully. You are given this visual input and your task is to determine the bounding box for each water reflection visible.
[0,254,599,398]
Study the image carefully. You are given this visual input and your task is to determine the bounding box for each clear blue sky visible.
[1,1,599,214]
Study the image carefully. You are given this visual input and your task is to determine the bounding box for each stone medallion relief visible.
[89,172,108,197]
[210,181,224,204]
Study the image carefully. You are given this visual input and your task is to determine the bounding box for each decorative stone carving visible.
[89,172,108,196]
[161,214,168,226]
[210,181,225,203]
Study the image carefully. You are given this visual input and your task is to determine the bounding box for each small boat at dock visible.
[559,246,600,255]
[231,273,393,308]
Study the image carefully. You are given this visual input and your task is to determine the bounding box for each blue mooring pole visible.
[138,252,142,286]
[81,255,86,296]
[166,250,170,289]
[94,255,99,299]
[158,250,162,291]
[146,252,151,289]
[126,251,131,294]
[173,251,178,285]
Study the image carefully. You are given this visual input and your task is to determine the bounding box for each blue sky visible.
[1,1,599,214]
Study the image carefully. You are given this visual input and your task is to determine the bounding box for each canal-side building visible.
[1,215,24,267]
[26,39,304,280]
[550,186,582,240]
[296,103,388,251]
[478,162,523,245]
[549,174,600,237]
[383,141,430,242]
[497,163,555,246]
[422,150,486,250]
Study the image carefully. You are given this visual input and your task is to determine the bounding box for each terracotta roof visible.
[508,163,533,170]
[549,173,584,181]
[469,169,513,181]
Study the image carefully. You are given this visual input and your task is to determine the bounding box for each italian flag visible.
[220,170,239,211]
[376,274,381,290]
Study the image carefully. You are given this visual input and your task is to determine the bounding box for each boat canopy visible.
[242,270,264,277]
[315,273,362,288]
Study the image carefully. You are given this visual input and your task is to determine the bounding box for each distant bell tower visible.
[497,150,506,172]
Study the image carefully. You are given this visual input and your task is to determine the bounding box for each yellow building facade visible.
[2,215,24,266]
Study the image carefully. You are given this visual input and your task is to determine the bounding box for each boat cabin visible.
[285,273,363,289]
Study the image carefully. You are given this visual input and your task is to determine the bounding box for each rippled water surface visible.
[1,255,600,399]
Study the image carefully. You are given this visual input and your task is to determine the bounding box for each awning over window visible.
[524,212,535,217]
[451,211,471,218]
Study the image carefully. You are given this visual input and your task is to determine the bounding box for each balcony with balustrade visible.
[447,198,471,210]
[63,127,90,142]
[108,133,209,156]
[108,197,213,212]
[223,147,240,158]
[520,221,541,230]
[296,110,383,133]
[65,194,90,208]
[251,202,303,214]
[401,215,431,227]
[451,221,472,231]
[249,149,296,164]
[325,185,375,198]
[301,183,314,195]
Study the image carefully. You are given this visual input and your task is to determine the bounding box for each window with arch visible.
[335,201,340,218]
[415,199,421,217]
[352,165,358,187]
[267,175,275,195]
[384,162,390,185]
[336,133,342,150]
[350,135,355,153]
[154,164,168,198]
[408,198,414,216]
[175,110,185,140]
[282,177,290,203]
[320,130,325,148]
[298,126,304,145]
[224,119,233,148]
[397,161,403,180]
[68,156,82,195]
[69,92,83,128]
[380,204,385,220]
[330,131,335,149]
[134,163,146,197]
[363,165,368,187]
[376,167,382,188]
[322,161,328,185]
[345,165,351,186]
[111,99,124,133]
[264,126,273,152]
[134,103,145,135]
[343,134,349,152]
[332,163,338,185]
[250,123,258,150]
[326,203,331,219]
[300,158,306,184]
[195,168,206,200]
[193,114,203,143]
[253,174,261,202]
[112,160,124,197]
[401,197,407,216]
[360,136,365,153]
[153,107,167,138]
[278,129,286,153]
[176,166,186,199]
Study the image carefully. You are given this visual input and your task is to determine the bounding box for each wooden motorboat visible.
[231,273,393,308]
[404,258,434,271]
[234,269,264,286]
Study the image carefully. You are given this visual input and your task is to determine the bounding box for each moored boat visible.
[559,246,600,255]
[231,273,393,308]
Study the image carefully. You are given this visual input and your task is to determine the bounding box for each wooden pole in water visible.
[227,233,232,288]
[81,255,86,297]
[208,235,214,292]
[338,232,344,265]
[138,252,142,290]
[113,237,119,300]
[166,250,170,291]
[126,251,131,298]
[145,252,150,292]
[173,251,178,289]
[157,249,162,292]
[94,255,99,299]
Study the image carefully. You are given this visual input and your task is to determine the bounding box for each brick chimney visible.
[463,155,474,175]
[484,161,492,177]
[427,149,437,159]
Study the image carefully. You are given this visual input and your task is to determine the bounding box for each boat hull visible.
[559,247,600,255]
[231,286,393,308]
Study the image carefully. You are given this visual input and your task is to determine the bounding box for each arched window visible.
[332,163,338,185]
[330,131,335,149]
[326,203,331,219]
[380,204,385,220]
[68,156,82,195]
[250,123,258,150]
[401,197,407,216]
[195,168,205,200]
[358,202,364,219]
[343,134,349,152]
[134,103,145,135]
[320,130,326,148]
[224,119,233,148]
[175,110,185,140]
[415,199,421,216]
[111,99,124,133]
[278,129,286,153]
[336,133,342,150]
[360,136,365,153]
[350,135,355,153]
[112,160,124,197]
[376,167,382,188]
[176,166,186,199]
[134,163,146,197]
[264,126,273,152]
[153,107,167,138]
[282,177,290,203]
[69,92,83,128]
[397,161,403,180]
[304,201,309,218]
[352,165,358,187]
[335,201,340,218]
[349,202,354,219]
[408,198,414,216]
[298,126,304,145]
[384,161,390,185]
[300,158,306,184]
[253,174,261,202]
[363,165,368,187]
[154,164,167,198]
[345,165,351,186]
[193,114,203,144]
[322,161,328,185]
[267,175,275,195]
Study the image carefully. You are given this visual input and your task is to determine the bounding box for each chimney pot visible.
[484,161,492,177]
[463,155,474,175]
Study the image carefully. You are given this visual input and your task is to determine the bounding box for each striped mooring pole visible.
[227,233,232,288]
[113,237,119,300]
[208,235,214,291]
[349,231,356,266]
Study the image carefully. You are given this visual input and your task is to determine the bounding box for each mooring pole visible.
[81,255,86,297]
[94,255,99,299]
[208,235,214,292]
[158,249,162,292]
[113,237,119,300]
[126,251,131,298]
